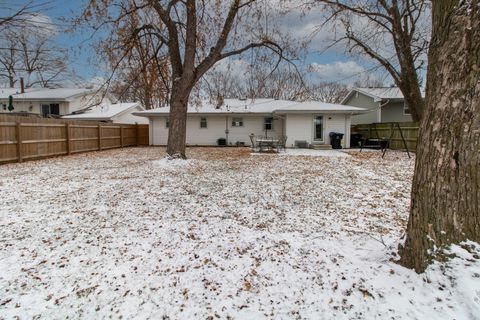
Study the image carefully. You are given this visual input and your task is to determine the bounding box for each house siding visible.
[284,113,351,148]
[343,92,380,125]
[285,114,312,147]
[150,115,283,146]
[325,114,350,148]
[380,101,413,122]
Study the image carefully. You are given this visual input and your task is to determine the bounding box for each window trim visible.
[41,103,60,117]
[200,117,208,129]
[264,117,274,131]
[231,117,244,127]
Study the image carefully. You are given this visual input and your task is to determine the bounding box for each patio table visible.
[257,138,279,153]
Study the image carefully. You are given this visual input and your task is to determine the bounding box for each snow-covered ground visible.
[0,147,479,319]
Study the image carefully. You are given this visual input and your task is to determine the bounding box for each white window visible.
[232,117,243,127]
[165,118,169,128]
[200,117,207,128]
[264,117,273,130]
[403,102,411,115]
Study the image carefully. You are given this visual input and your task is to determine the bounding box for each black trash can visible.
[329,132,344,149]
[217,138,227,146]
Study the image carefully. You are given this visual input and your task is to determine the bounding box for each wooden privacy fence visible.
[0,115,149,164]
[352,122,419,151]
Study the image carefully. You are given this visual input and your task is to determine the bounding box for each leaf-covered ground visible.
[0,147,479,319]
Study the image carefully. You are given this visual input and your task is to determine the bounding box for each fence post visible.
[15,122,22,163]
[66,123,71,155]
[120,125,124,148]
[136,124,139,146]
[98,124,102,151]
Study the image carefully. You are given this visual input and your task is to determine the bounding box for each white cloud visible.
[309,61,365,82]
[23,13,57,36]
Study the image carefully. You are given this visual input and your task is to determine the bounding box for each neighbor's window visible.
[41,103,60,117]
[2,104,6,110]
[200,117,208,128]
[264,117,273,130]
[165,118,170,128]
[232,117,243,127]
[403,102,411,115]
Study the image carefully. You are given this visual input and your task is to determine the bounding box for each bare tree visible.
[309,0,429,121]
[0,1,41,31]
[203,61,308,101]
[202,61,247,99]
[0,43,17,87]
[0,12,69,88]
[308,81,349,103]
[100,10,170,109]
[82,0,293,158]
[399,0,480,272]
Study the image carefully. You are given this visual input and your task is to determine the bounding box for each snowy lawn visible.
[1,147,479,319]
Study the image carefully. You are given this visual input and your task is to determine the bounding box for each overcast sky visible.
[8,0,399,86]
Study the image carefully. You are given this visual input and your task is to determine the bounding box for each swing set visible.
[360,122,411,158]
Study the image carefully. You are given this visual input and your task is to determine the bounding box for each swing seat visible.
[361,138,388,149]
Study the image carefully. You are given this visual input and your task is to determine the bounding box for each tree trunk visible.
[9,76,15,88]
[398,68,424,123]
[399,0,480,273]
[166,94,189,158]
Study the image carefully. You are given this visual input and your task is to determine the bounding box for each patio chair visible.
[277,135,287,152]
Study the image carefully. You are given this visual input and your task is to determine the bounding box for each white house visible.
[135,99,365,148]
[62,102,148,124]
[0,87,108,117]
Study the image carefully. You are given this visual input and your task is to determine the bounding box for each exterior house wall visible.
[227,115,283,145]
[284,113,351,148]
[325,114,351,148]
[149,113,352,148]
[151,117,167,145]
[150,115,283,146]
[0,100,69,115]
[380,101,413,122]
[344,92,380,125]
[284,114,313,147]
[0,92,104,116]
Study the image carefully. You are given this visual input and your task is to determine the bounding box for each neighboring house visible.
[62,102,148,124]
[341,87,423,124]
[0,87,109,117]
[134,99,365,148]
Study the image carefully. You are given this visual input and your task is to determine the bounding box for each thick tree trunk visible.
[166,94,189,159]
[398,67,424,122]
[399,0,480,273]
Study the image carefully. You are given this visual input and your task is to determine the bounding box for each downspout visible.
[225,116,229,145]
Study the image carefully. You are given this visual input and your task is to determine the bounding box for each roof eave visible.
[275,109,364,114]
